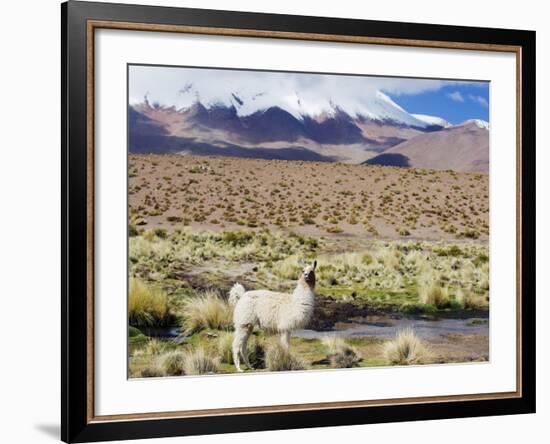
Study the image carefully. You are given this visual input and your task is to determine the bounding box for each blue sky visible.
[387,82,489,125]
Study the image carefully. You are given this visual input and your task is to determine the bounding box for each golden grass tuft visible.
[160,351,186,376]
[322,336,362,368]
[217,332,265,368]
[418,277,449,309]
[274,255,303,279]
[455,289,489,309]
[182,347,220,375]
[144,339,165,356]
[128,278,171,327]
[265,340,306,372]
[383,329,431,365]
[216,331,235,364]
[137,362,165,378]
[181,291,233,335]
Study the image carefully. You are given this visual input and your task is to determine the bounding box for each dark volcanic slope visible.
[128,103,437,162]
[128,102,488,172]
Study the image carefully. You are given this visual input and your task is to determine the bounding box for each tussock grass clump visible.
[265,341,306,372]
[322,336,362,368]
[128,278,172,327]
[455,289,489,309]
[274,255,303,279]
[130,228,320,275]
[217,332,265,368]
[182,347,220,375]
[217,331,235,364]
[418,278,449,309]
[160,351,186,376]
[375,246,401,269]
[138,363,165,378]
[384,329,431,365]
[181,291,233,335]
[145,339,165,356]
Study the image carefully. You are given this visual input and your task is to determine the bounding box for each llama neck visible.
[293,278,315,304]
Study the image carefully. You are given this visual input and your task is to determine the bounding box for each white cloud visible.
[446,91,465,102]
[469,94,489,108]
[129,65,482,119]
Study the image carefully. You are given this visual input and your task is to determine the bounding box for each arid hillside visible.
[366,121,489,173]
[129,154,489,242]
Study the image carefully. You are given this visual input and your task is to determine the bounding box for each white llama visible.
[229,261,317,372]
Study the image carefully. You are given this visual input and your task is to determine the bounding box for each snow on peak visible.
[131,79,434,127]
[460,119,490,130]
[411,114,451,128]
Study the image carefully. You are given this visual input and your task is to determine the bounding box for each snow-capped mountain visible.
[458,119,490,130]
[412,114,451,128]
[133,84,435,129]
[129,84,488,171]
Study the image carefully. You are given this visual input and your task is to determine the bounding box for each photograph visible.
[127,64,491,378]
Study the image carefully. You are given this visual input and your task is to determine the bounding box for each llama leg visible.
[232,326,247,372]
[240,325,254,369]
[280,331,291,349]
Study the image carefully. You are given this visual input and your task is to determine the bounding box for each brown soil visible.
[129,154,489,242]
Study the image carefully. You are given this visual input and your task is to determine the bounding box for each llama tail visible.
[228,283,246,306]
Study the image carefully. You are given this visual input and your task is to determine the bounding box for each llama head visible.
[301,260,317,288]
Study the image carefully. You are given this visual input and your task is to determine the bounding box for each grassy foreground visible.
[128,227,489,377]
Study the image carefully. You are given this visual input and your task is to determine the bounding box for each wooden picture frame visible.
[62,1,536,442]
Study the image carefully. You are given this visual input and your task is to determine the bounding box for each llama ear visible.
[313,260,317,270]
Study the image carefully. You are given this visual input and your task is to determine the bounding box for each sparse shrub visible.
[181,292,233,335]
[359,252,373,265]
[462,229,480,239]
[222,231,253,246]
[322,336,362,368]
[153,227,168,239]
[182,347,220,375]
[128,224,139,237]
[161,351,186,376]
[383,329,431,365]
[265,341,306,371]
[397,227,410,236]
[436,245,463,257]
[474,253,489,266]
[304,237,319,250]
[128,278,172,327]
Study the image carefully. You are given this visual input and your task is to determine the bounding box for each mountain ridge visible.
[129,90,488,172]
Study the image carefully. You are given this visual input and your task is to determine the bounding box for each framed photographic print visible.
[61,1,536,442]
